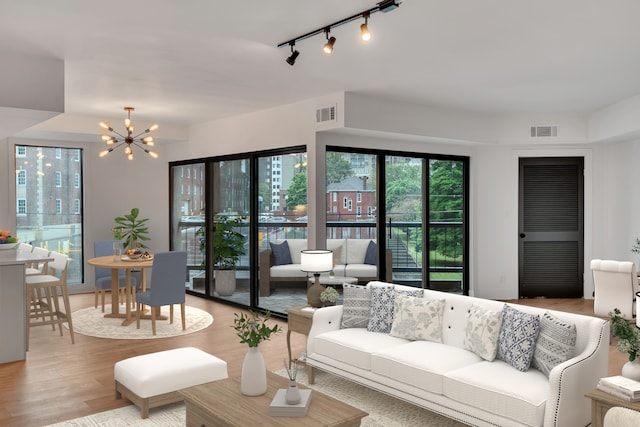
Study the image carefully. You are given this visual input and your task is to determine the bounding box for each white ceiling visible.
[2,0,640,140]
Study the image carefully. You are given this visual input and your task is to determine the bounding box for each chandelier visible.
[99,106,159,160]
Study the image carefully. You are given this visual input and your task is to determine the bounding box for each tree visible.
[429,160,463,261]
[326,152,353,184]
[286,172,307,210]
[385,164,422,220]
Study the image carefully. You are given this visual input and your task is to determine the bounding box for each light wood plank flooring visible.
[0,294,626,427]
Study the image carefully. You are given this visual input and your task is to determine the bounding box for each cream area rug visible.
[68,304,213,339]
[46,369,465,426]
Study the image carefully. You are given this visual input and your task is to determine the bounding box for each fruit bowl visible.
[0,242,19,250]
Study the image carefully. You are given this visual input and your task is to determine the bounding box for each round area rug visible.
[68,304,213,339]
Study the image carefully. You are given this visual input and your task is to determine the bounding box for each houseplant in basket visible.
[211,214,245,296]
[232,310,281,395]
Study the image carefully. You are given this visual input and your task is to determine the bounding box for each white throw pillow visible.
[463,304,503,361]
[531,311,577,376]
[390,295,445,342]
[340,284,372,329]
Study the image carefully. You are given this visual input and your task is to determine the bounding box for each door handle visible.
[519,233,526,238]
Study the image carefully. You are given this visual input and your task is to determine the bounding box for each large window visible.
[15,145,84,285]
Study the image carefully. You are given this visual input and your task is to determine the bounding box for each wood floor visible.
[0,294,627,427]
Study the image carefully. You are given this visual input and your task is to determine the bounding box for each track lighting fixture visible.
[323,30,336,54]
[277,0,400,64]
[286,43,300,65]
[361,12,371,41]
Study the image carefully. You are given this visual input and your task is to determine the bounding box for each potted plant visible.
[232,310,281,395]
[610,308,640,380]
[211,214,245,296]
[320,286,340,306]
[113,208,150,250]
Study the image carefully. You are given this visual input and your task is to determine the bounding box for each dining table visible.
[87,255,163,326]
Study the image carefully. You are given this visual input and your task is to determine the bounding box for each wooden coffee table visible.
[180,371,368,426]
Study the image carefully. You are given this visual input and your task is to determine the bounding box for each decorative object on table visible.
[210,214,245,296]
[283,359,301,404]
[233,310,282,396]
[610,308,640,380]
[113,208,150,250]
[300,249,333,308]
[320,286,340,307]
[597,375,640,402]
[99,106,159,160]
[0,229,19,249]
[269,388,312,417]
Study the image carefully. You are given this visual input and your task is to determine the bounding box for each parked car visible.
[267,216,287,223]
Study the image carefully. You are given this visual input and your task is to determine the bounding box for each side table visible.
[286,306,316,383]
[586,388,640,427]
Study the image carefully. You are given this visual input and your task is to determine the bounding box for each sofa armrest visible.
[259,250,273,297]
[544,318,609,427]
[307,305,343,355]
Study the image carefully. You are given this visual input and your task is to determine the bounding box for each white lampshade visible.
[300,249,333,273]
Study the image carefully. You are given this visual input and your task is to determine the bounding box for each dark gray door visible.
[518,157,584,298]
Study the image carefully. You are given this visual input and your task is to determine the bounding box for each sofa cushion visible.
[286,239,308,264]
[313,328,409,370]
[364,241,377,265]
[497,305,540,372]
[531,311,577,376]
[367,285,423,333]
[390,295,445,342]
[344,264,377,278]
[327,239,347,265]
[270,241,292,265]
[463,304,502,361]
[443,360,548,427]
[345,239,372,264]
[269,264,308,278]
[371,341,482,395]
[341,284,372,329]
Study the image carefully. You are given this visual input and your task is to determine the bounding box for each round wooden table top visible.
[87,255,154,269]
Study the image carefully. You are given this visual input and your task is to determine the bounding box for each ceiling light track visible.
[277,0,400,64]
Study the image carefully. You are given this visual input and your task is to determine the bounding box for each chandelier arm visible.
[131,142,151,153]
[108,129,128,139]
[131,130,152,139]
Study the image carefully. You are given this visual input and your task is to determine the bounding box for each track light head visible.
[360,13,371,41]
[323,35,336,54]
[286,49,300,66]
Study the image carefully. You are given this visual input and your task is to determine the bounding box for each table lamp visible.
[300,249,333,308]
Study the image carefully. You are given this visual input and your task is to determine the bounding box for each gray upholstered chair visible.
[93,240,139,312]
[591,259,638,321]
[135,251,187,335]
[604,406,640,427]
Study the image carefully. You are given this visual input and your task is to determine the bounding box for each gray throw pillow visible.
[497,305,540,372]
[269,241,292,266]
[531,311,577,376]
[340,284,372,329]
[364,241,377,265]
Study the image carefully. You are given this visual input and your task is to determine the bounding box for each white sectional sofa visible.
[305,281,609,427]
[259,239,391,296]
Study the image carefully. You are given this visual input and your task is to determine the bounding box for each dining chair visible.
[93,240,139,312]
[25,250,75,350]
[135,251,187,335]
[591,259,638,323]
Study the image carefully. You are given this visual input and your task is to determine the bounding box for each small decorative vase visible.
[285,380,301,405]
[622,359,640,381]
[307,282,325,308]
[240,346,267,396]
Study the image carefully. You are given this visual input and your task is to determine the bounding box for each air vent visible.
[316,106,336,123]
[530,126,558,137]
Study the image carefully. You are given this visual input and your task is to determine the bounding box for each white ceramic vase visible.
[240,346,267,396]
[622,359,640,381]
[285,380,301,405]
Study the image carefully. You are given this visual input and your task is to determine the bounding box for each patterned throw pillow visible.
[269,241,292,265]
[497,305,541,372]
[390,295,445,342]
[531,311,577,376]
[367,286,423,333]
[340,284,372,329]
[463,304,503,361]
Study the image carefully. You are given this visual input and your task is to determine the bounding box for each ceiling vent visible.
[316,106,336,123]
[530,125,558,137]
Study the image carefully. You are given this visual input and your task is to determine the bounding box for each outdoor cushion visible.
[269,241,292,265]
[364,240,377,265]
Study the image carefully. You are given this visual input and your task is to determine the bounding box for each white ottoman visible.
[114,347,228,418]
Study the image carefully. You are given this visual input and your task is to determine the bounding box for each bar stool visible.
[25,251,75,350]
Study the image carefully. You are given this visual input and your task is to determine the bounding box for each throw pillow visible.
[367,286,423,333]
[269,241,292,266]
[390,295,445,342]
[497,305,541,372]
[463,304,503,361]
[340,284,372,329]
[364,241,377,265]
[531,311,577,376]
